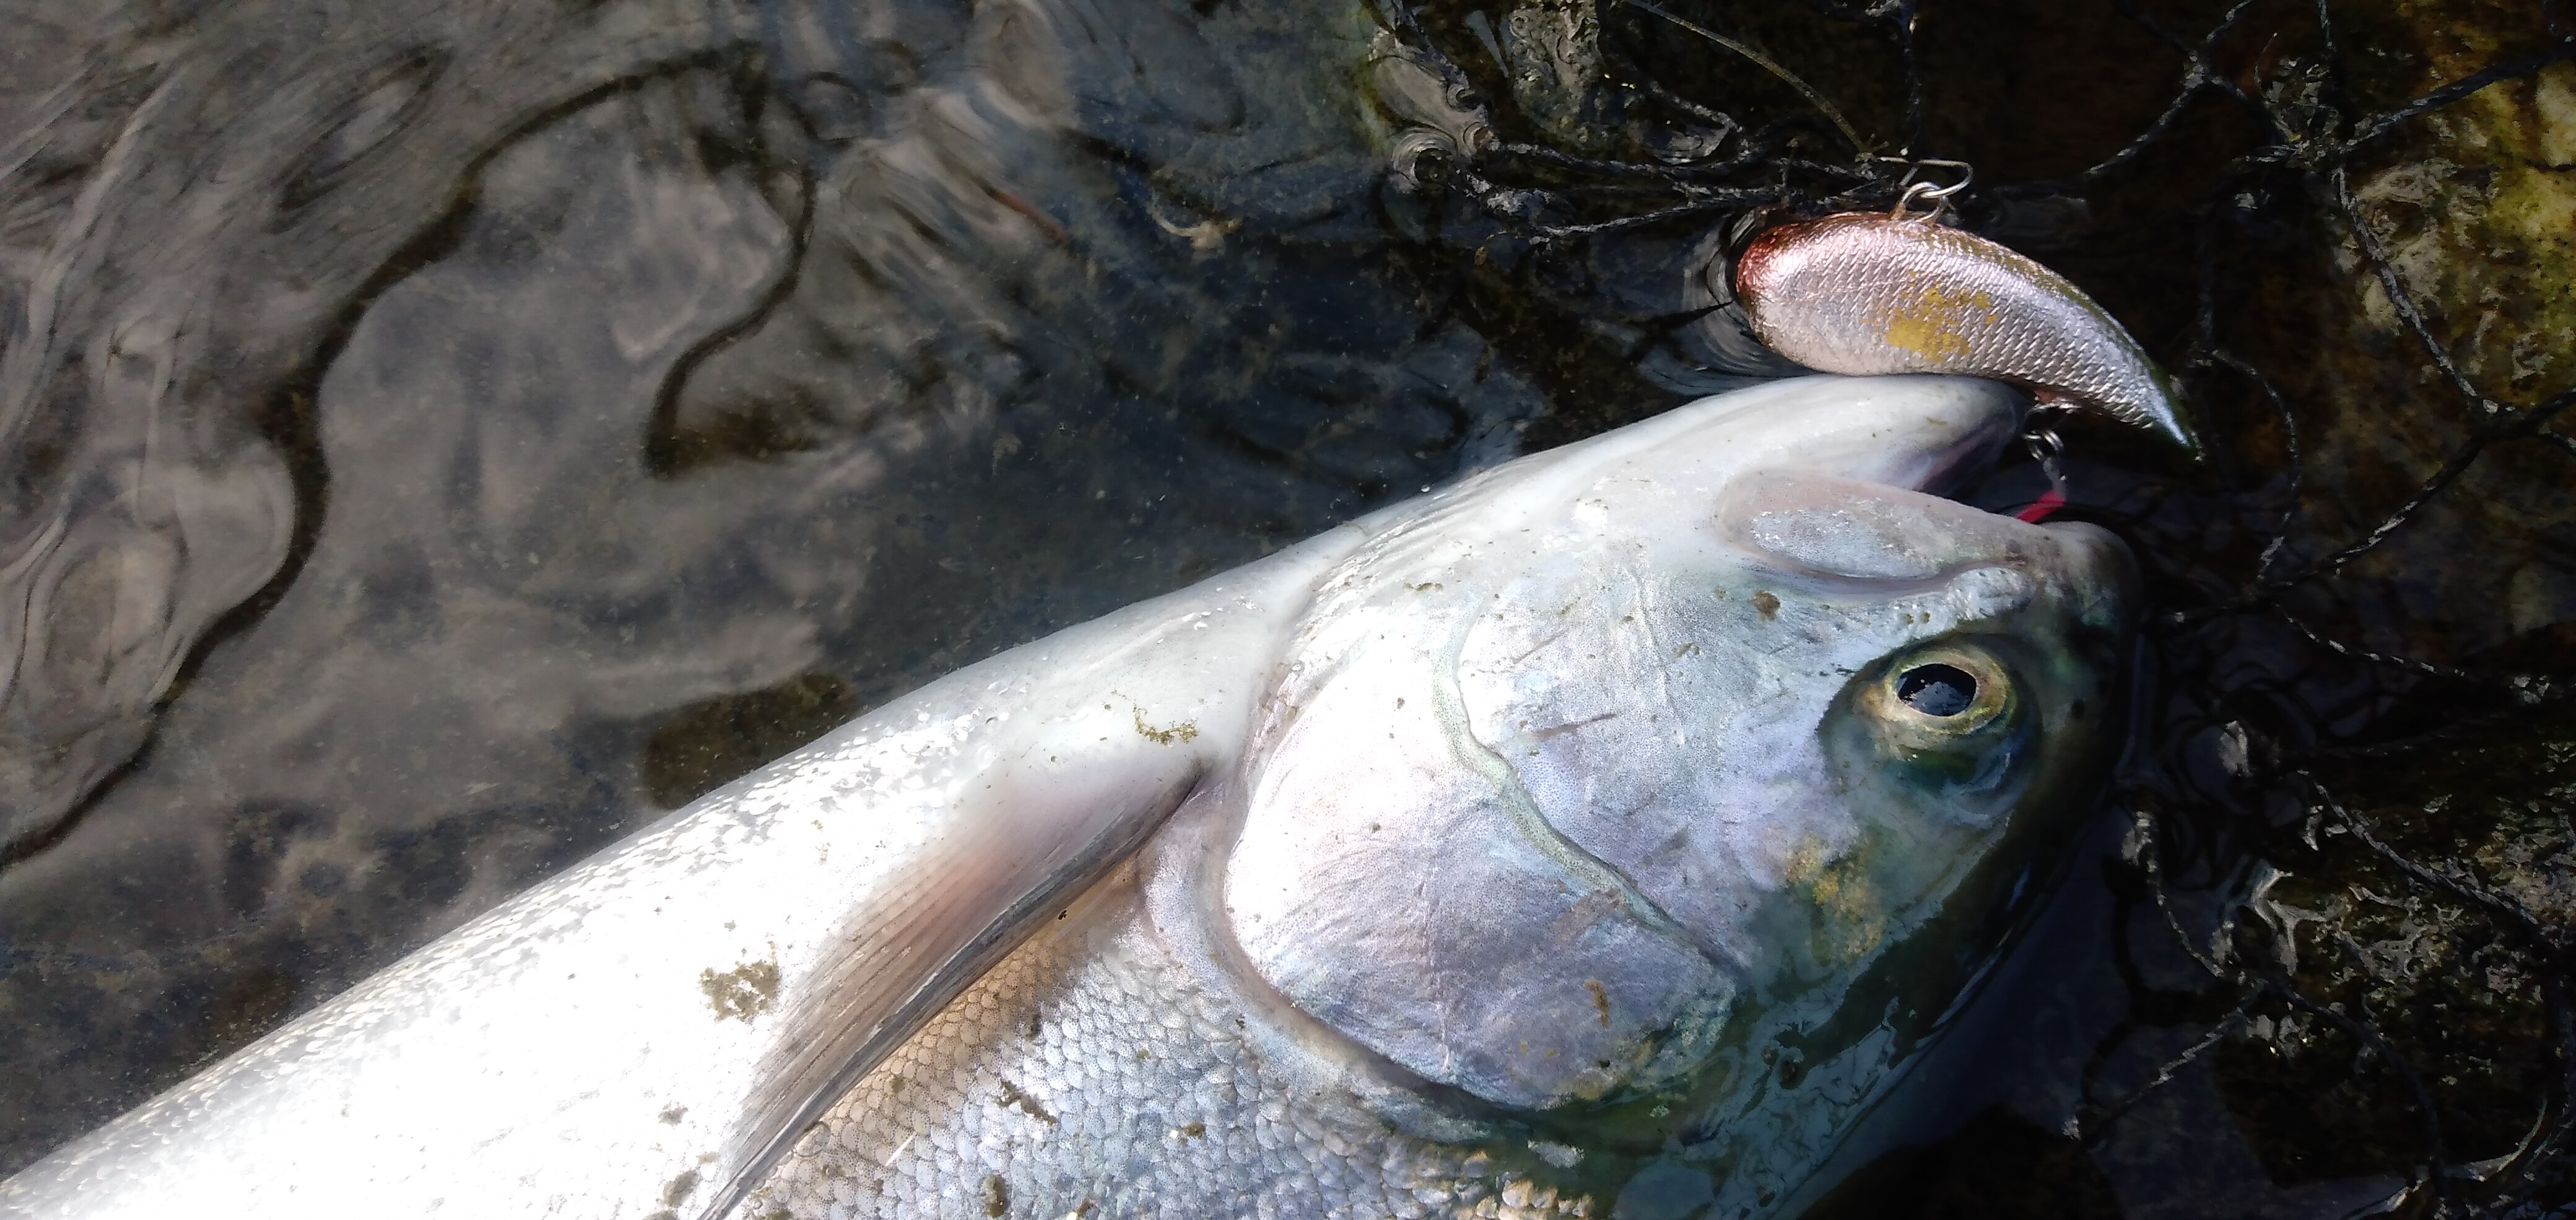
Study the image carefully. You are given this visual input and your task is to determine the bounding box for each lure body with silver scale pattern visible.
[1734,211,2196,451]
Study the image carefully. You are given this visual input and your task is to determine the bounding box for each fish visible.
[0,375,2139,1219]
[1733,211,2198,452]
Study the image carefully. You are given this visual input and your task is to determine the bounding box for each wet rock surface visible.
[2214,706,2576,1189]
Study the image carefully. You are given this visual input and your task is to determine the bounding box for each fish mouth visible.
[1909,404,2027,500]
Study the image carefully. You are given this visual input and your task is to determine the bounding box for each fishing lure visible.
[1734,190,2196,453]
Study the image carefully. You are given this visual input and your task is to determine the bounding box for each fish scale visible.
[743,858,1588,1220]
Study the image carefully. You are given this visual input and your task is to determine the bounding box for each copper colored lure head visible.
[1733,211,2198,453]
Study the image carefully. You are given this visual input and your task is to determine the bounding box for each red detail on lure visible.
[2014,487,2066,523]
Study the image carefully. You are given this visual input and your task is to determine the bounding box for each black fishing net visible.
[1358,0,2576,1211]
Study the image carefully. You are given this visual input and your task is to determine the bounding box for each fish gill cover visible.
[0,0,2572,1214]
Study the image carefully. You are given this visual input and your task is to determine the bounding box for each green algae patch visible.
[699,958,781,1024]
[1132,706,1200,746]
[2195,1,2576,676]
[2342,54,2576,401]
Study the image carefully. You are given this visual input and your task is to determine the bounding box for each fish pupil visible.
[1896,664,1977,717]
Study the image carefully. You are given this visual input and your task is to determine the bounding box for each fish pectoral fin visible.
[695,553,1347,1219]
[707,751,1196,1218]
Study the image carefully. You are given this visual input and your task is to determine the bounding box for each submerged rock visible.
[1499,0,1625,154]
[2214,702,2576,1191]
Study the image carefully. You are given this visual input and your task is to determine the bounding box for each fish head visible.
[1221,376,2136,1119]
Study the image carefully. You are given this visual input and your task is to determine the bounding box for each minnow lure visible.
[1734,210,2197,451]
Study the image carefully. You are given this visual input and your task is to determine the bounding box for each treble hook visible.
[2016,406,2073,523]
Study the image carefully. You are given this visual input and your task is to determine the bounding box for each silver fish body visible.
[1,377,2138,1220]
[1734,212,2195,451]
[756,376,2139,1218]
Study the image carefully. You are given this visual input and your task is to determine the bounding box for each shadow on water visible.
[1,0,2572,1213]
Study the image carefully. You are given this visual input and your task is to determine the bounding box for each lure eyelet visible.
[1873,156,1973,223]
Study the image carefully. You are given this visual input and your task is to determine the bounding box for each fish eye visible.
[1853,642,2027,795]
[1872,645,2009,734]
[1895,663,1977,717]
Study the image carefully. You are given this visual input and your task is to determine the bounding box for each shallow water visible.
[0,0,1555,1175]
[2,0,2570,1214]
